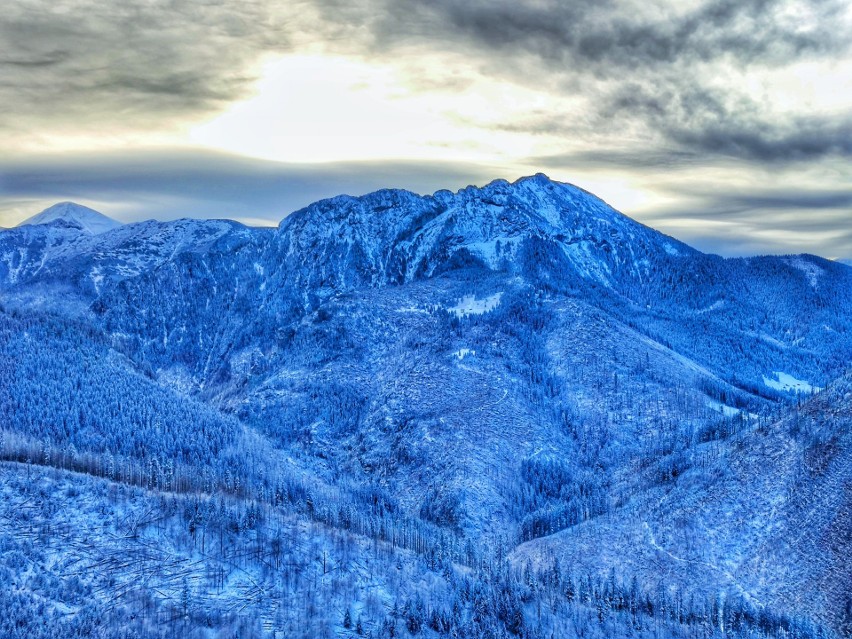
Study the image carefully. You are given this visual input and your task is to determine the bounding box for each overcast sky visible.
[1,0,851,257]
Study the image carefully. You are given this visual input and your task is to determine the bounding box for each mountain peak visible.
[276,173,695,291]
[19,202,122,235]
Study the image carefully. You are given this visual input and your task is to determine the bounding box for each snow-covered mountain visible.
[274,174,693,290]
[1,175,850,638]
[18,201,123,235]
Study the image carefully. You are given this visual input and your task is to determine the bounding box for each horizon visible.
[2,1,851,257]
[11,174,852,262]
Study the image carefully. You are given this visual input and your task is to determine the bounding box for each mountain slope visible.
[2,175,851,637]
[273,174,694,292]
[514,373,852,634]
[0,216,266,314]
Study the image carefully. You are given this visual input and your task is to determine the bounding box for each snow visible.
[784,257,823,288]
[4,172,852,638]
[762,371,819,394]
[19,202,122,235]
[447,292,503,317]
[696,300,725,313]
[705,399,741,417]
[465,237,522,266]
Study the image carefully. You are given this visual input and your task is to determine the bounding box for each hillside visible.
[515,373,852,634]
[1,175,850,638]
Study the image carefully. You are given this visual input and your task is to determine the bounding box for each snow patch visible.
[762,371,819,394]
[465,237,522,266]
[453,348,475,360]
[448,292,503,317]
[697,300,725,313]
[705,399,740,417]
[784,257,823,288]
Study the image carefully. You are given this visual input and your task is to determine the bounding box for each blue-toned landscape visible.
[4,0,852,635]
[2,175,851,638]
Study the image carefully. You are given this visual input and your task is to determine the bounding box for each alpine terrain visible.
[1,175,850,639]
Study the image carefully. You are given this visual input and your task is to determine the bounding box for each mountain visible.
[18,201,123,235]
[0,174,850,638]
[0,214,262,313]
[516,372,852,634]
[273,174,694,290]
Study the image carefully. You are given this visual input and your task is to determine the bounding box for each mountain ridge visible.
[1,174,851,636]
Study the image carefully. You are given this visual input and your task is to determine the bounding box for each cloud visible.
[4,1,849,156]
[663,189,852,214]
[666,115,852,162]
[635,180,852,257]
[380,0,852,163]
[0,1,303,142]
[0,148,498,224]
[370,0,847,69]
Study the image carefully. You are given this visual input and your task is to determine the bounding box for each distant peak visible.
[19,202,122,235]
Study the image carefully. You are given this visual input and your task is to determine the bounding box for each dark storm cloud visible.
[0,149,496,223]
[668,117,852,162]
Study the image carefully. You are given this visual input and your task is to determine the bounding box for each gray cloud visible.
[668,116,852,162]
[531,148,706,171]
[0,1,296,134]
[3,0,849,162]
[371,0,846,68]
[663,190,852,214]
[352,0,852,164]
[0,148,497,224]
[636,182,852,257]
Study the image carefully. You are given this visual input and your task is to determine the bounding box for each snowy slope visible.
[0,215,267,313]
